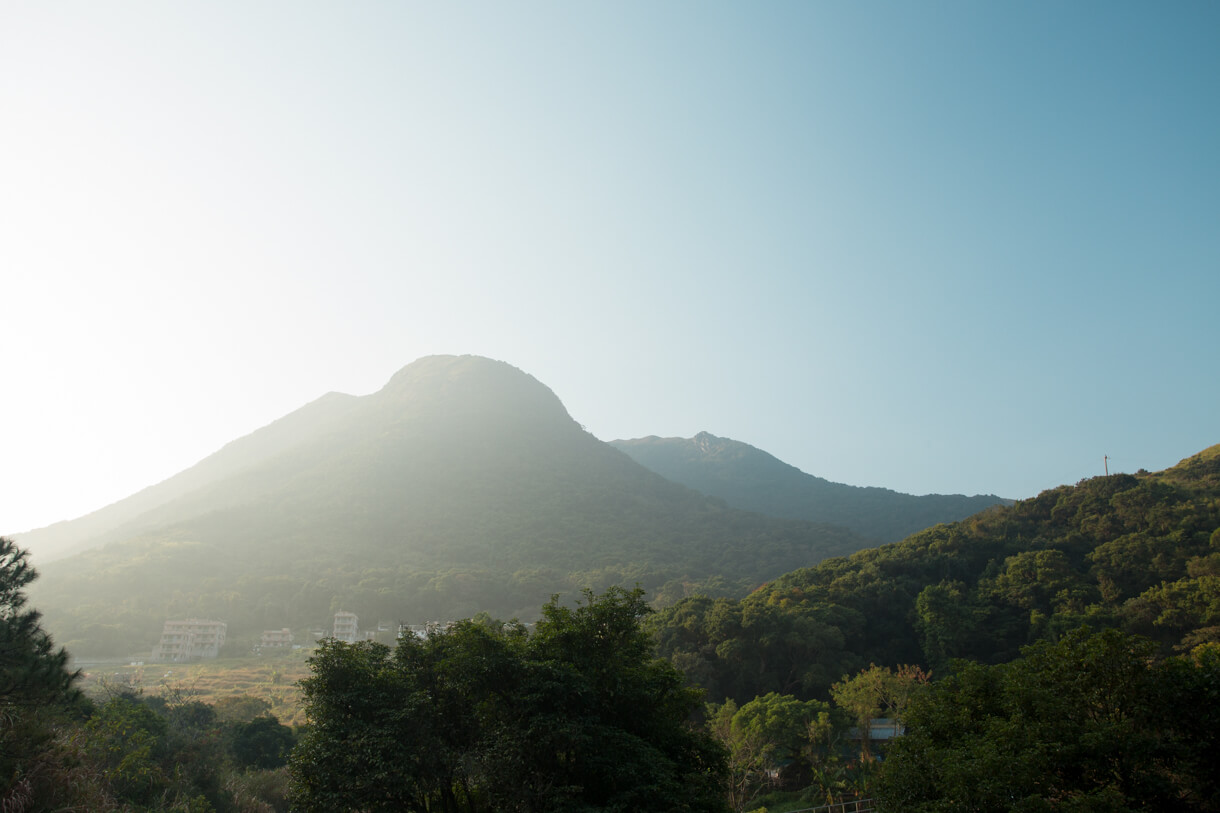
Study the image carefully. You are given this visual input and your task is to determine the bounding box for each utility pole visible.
[1104,455,1109,476]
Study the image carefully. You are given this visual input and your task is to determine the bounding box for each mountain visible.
[26,355,871,657]
[16,390,363,563]
[610,432,1010,542]
[648,443,1220,703]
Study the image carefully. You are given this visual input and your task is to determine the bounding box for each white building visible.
[260,628,294,649]
[333,611,359,643]
[153,618,227,662]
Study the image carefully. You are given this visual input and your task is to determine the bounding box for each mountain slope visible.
[14,390,362,562]
[648,443,1220,703]
[611,432,1009,542]
[29,355,871,656]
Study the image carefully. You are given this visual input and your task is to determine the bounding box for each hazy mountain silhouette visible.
[15,390,362,562]
[611,432,1010,542]
[28,356,871,654]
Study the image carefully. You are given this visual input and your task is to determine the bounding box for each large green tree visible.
[830,663,930,760]
[707,692,839,812]
[290,587,728,812]
[876,629,1220,811]
[0,538,77,713]
[0,537,82,807]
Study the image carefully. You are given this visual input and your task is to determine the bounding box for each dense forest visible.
[292,588,726,812]
[648,444,1220,704]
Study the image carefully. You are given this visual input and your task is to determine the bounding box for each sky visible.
[2,2,1218,535]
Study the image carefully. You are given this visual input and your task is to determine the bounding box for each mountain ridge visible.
[27,355,872,656]
[14,388,364,562]
[648,441,1220,704]
[610,431,1010,542]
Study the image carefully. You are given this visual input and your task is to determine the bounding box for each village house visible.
[259,628,294,649]
[152,618,227,662]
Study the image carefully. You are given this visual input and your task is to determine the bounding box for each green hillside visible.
[611,432,1009,542]
[649,444,1220,704]
[29,356,870,658]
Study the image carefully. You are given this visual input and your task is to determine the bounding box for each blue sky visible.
[2,2,1217,535]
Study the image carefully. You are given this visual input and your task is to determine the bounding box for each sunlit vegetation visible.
[9,356,1219,809]
[8,430,1220,813]
[642,445,1220,809]
[649,445,1220,705]
[77,650,314,727]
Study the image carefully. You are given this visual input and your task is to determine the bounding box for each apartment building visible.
[332,611,359,643]
[152,618,227,662]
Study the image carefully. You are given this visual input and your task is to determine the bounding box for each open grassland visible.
[77,648,315,726]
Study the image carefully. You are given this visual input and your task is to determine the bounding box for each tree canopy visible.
[0,537,77,712]
[290,587,728,812]
[876,629,1220,811]
[0,536,81,806]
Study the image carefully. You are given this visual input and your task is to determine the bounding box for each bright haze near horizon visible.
[2,2,1217,536]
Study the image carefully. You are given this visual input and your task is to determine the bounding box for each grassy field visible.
[77,648,316,726]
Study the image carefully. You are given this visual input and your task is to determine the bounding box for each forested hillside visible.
[649,444,1220,704]
[613,432,1009,542]
[27,356,870,657]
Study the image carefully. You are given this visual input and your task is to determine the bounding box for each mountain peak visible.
[375,355,573,427]
[380,354,523,394]
[29,357,872,655]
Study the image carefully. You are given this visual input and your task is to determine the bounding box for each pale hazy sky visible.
[2,2,1218,535]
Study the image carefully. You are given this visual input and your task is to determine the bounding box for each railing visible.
[781,799,876,813]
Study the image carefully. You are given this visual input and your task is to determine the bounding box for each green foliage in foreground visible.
[0,535,296,811]
[876,629,1220,812]
[290,587,728,812]
[707,692,842,812]
[0,537,83,807]
[33,690,295,811]
[0,537,78,709]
